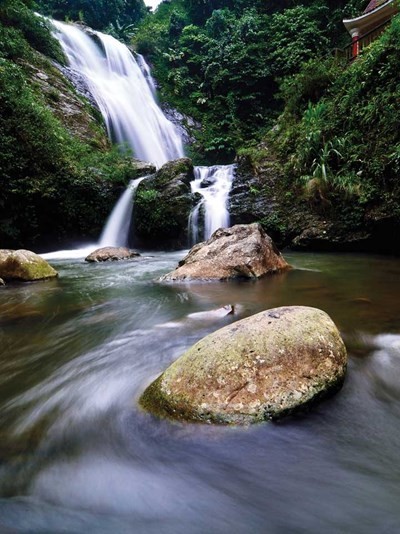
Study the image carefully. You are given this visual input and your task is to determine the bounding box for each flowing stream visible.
[1,252,400,533]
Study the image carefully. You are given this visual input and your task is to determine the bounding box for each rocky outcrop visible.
[133,158,197,249]
[29,60,109,150]
[230,149,400,255]
[140,306,347,424]
[229,154,282,230]
[162,104,201,147]
[85,246,140,262]
[159,223,290,281]
[0,250,58,281]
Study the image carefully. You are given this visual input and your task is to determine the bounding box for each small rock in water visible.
[140,306,347,424]
[187,305,235,320]
[85,247,140,263]
[200,178,216,188]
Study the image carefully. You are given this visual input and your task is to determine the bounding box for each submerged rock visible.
[85,247,140,262]
[159,223,290,281]
[0,250,58,282]
[140,306,347,424]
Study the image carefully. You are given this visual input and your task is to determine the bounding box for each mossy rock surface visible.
[133,158,196,249]
[140,306,347,424]
[0,250,58,281]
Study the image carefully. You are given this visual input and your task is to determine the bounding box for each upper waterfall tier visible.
[52,20,184,168]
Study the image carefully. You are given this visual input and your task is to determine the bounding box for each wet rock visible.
[0,278,5,286]
[200,178,215,188]
[85,246,140,262]
[0,250,58,281]
[159,223,290,281]
[161,104,201,147]
[133,158,196,249]
[228,154,283,239]
[140,306,347,424]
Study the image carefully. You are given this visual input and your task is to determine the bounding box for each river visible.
[1,250,400,533]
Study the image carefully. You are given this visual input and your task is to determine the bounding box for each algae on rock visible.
[140,306,347,424]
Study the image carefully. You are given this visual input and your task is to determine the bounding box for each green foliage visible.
[134,0,355,161]
[134,187,179,240]
[0,0,144,249]
[36,0,147,31]
[271,12,400,208]
[259,211,287,237]
[0,0,65,62]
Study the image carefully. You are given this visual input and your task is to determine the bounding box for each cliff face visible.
[27,56,110,150]
[229,150,400,255]
[27,59,110,150]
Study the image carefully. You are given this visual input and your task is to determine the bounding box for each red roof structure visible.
[342,0,398,59]
[364,0,391,14]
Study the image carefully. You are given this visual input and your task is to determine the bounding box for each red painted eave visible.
[343,0,398,35]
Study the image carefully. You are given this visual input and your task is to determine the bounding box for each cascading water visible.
[136,53,157,96]
[47,20,236,256]
[99,176,147,248]
[52,20,184,168]
[189,165,236,245]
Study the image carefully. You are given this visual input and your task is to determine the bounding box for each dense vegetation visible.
[263,12,400,245]
[1,0,400,252]
[134,0,366,161]
[0,0,144,249]
[36,0,147,40]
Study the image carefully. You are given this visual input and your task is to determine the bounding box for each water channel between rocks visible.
[1,250,400,533]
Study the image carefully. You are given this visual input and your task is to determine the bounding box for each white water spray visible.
[43,21,236,258]
[99,176,147,247]
[52,21,184,168]
[189,165,236,244]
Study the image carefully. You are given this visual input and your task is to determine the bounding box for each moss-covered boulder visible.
[0,250,58,281]
[85,246,140,262]
[159,223,290,281]
[133,158,196,249]
[140,306,347,424]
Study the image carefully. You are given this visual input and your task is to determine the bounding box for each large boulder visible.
[159,223,290,281]
[140,306,347,424]
[133,158,196,249]
[85,246,140,262]
[0,250,58,281]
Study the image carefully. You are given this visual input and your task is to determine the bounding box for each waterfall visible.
[52,20,184,168]
[99,176,147,247]
[189,165,236,244]
[45,20,236,256]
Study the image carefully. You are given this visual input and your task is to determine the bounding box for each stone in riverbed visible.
[85,246,140,263]
[0,250,58,282]
[140,306,347,424]
[159,223,290,281]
